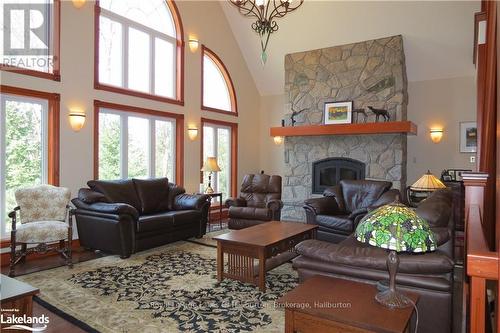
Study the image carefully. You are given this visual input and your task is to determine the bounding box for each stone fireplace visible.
[282,35,408,221]
[312,157,365,194]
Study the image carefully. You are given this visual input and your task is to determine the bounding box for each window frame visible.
[200,118,238,197]
[0,85,60,243]
[93,100,184,185]
[0,0,61,81]
[201,45,238,116]
[94,0,185,105]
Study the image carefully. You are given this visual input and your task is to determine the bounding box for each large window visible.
[201,118,238,200]
[0,86,60,237]
[95,101,183,184]
[96,0,183,104]
[0,0,61,80]
[202,45,237,115]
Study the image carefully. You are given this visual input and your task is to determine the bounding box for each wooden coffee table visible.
[278,275,419,333]
[213,221,317,292]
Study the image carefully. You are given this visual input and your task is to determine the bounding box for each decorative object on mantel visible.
[368,106,391,122]
[459,121,477,153]
[228,0,304,64]
[355,201,436,308]
[324,101,352,125]
[407,170,446,206]
[201,157,221,194]
[352,108,368,123]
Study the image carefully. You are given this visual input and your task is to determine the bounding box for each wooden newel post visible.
[462,172,488,219]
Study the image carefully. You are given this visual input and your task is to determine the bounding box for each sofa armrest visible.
[71,198,139,220]
[173,193,210,211]
[266,199,283,211]
[303,197,342,216]
[225,197,247,207]
[368,189,401,211]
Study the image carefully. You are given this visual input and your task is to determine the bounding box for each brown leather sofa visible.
[294,189,455,333]
[72,178,210,258]
[225,174,283,229]
[303,180,400,243]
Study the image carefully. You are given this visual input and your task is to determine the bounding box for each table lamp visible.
[355,201,436,308]
[201,157,221,194]
[407,170,446,206]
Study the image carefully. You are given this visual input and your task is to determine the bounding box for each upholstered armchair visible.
[9,185,73,276]
[303,180,400,243]
[225,174,283,230]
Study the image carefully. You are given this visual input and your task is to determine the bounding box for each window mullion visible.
[171,119,176,182]
[0,98,6,236]
[150,36,155,95]
[214,127,219,193]
[121,115,128,179]
[149,119,155,178]
[41,102,49,184]
[123,23,129,89]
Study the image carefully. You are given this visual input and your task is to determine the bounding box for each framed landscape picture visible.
[459,121,477,153]
[324,101,352,125]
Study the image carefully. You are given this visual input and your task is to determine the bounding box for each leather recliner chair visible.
[225,174,283,230]
[303,180,400,243]
[72,178,210,258]
[293,189,455,333]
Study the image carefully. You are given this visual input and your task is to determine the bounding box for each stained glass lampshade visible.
[355,202,437,308]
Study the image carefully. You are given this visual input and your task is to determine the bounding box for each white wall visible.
[1,0,262,203]
[258,76,477,185]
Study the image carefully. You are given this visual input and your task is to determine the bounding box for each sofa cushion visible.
[87,179,141,211]
[295,237,454,275]
[133,178,170,214]
[316,215,353,233]
[228,206,272,221]
[416,189,452,228]
[137,211,200,233]
[240,174,281,208]
[78,188,109,204]
[340,180,392,213]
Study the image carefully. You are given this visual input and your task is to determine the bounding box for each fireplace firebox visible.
[312,158,366,194]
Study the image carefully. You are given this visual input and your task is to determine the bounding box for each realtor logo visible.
[3,3,51,56]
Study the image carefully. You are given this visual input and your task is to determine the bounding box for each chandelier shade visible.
[229,0,304,63]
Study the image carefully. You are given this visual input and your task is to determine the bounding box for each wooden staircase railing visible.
[463,172,496,332]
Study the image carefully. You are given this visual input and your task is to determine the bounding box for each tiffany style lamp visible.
[355,201,437,308]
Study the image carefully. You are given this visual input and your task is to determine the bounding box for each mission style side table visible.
[213,221,318,292]
[278,275,419,333]
[1,274,40,330]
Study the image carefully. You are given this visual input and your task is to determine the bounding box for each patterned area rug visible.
[18,241,297,332]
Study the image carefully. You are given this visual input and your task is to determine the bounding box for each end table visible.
[198,192,223,231]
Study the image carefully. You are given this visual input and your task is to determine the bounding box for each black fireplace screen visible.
[312,158,366,194]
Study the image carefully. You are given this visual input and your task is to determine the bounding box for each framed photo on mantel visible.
[324,101,352,125]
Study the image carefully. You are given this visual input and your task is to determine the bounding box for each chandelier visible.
[229,0,304,64]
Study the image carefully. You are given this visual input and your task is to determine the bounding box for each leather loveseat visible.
[225,174,283,230]
[293,189,455,333]
[72,178,210,258]
[303,180,400,243]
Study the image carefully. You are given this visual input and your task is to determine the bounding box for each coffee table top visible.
[213,221,317,247]
[1,274,39,303]
[277,275,418,333]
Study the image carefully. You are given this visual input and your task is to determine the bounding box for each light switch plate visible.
[470,156,476,163]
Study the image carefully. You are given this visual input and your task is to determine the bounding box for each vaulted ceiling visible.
[221,1,480,96]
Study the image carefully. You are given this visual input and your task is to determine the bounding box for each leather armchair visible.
[72,178,210,258]
[293,189,455,333]
[304,180,400,243]
[225,174,283,230]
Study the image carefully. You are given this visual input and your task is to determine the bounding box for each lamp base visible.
[375,289,412,309]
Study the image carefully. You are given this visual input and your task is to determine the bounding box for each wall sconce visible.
[187,127,198,141]
[72,0,86,8]
[430,128,443,143]
[273,136,284,145]
[188,37,199,53]
[69,110,86,132]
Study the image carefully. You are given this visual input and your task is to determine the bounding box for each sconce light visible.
[430,128,443,143]
[69,110,86,132]
[187,127,198,141]
[72,0,86,8]
[188,37,199,53]
[273,136,284,145]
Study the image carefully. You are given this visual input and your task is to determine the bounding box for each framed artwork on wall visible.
[459,121,477,153]
[324,101,352,125]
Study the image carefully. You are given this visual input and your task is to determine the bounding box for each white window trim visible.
[99,8,177,98]
[0,94,49,236]
[99,108,176,180]
[203,123,232,199]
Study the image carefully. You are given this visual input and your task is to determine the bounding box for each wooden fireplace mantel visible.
[270,121,417,137]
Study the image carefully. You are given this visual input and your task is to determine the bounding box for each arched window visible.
[202,46,237,115]
[95,0,184,104]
